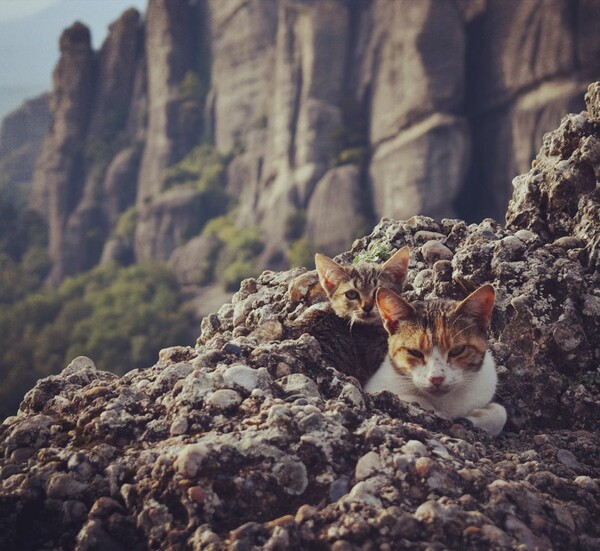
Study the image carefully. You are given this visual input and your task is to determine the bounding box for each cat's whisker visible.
[450,314,465,329]
[452,322,478,340]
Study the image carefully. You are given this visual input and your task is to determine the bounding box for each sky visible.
[0,0,147,121]
[0,0,61,21]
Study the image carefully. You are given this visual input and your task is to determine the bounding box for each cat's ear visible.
[381,246,410,288]
[453,284,495,330]
[315,253,350,297]
[376,287,415,334]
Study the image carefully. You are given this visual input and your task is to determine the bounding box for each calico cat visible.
[365,284,506,436]
[288,247,410,383]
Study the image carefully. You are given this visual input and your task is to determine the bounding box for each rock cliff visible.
[1,0,599,285]
[1,82,599,550]
[0,94,50,210]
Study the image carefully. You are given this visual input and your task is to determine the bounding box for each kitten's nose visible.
[429,375,445,387]
[362,301,374,312]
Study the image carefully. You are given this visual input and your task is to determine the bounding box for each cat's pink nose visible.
[362,301,374,312]
[429,375,445,387]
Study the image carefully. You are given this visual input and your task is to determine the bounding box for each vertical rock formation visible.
[62,9,144,275]
[136,0,197,205]
[29,22,95,286]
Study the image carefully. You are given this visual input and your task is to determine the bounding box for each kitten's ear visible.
[381,246,410,289]
[315,253,350,297]
[454,284,495,330]
[376,287,415,334]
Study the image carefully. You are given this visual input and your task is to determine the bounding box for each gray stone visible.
[305,165,366,258]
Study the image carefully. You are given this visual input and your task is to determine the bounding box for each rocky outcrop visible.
[1,82,599,550]
[29,22,96,286]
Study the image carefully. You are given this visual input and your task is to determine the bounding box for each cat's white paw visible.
[465,402,507,436]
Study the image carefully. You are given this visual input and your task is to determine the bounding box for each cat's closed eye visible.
[345,290,360,300]
[448,345,466,357]
[406,348,424,359]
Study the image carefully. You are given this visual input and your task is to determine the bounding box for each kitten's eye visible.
[449,345,466,358]
[406,348,424,359]
[345,290,359,300]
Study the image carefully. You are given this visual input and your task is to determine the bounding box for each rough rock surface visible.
[1,84,599,550]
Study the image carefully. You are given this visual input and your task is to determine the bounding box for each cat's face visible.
[315,247,409,325]
[376,285,495,396]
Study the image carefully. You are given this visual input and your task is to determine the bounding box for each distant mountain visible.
[0,0,146,121]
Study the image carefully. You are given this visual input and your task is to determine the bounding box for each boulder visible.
[305,164,366,256]
[135,187,203,262]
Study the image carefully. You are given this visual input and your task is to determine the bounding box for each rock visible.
[305,165,367,257]
[206,389,242,411]
[276,373,321,399]
[168,231,222,286]
[369,115,469,221]
[29,22,96,285]
[421,240,454,265]
[8,0,600,290]
[135,188,206,261]
[137,0,197,204]
[0,94,50,210]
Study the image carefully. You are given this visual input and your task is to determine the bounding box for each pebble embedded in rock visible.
[556,449,582,471]
[174,443,211,478]
[170,417,188,436]
[207,389,242,411]
[355,451,382,481]
[223,364,261,393]
[421,240,453,265]
[401,440,428,457]
[47,473,88,499]
[276,373,321,399]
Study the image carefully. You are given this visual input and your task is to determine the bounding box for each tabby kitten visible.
[365,284,506,436]
[289,247,410,384]
[314,247,410,326]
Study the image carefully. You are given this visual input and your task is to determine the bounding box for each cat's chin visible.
[423,385,451,397]
[353,313,380,325]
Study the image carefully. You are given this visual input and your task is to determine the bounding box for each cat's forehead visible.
[408,299,486,339]
[344,263,381,286]
[413,298,457,320]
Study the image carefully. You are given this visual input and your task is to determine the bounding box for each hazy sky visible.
[0,0,61,22]
[0,0,147,121]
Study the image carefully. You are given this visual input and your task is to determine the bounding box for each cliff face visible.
[0,94,50,210]
[2,0,599,285]
[0,82,599,550]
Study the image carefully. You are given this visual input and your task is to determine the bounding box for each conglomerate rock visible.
[1,84,600,549]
